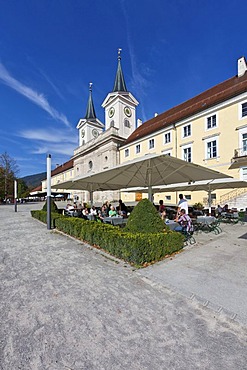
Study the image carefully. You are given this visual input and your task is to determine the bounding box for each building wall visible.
[119,92,247,207]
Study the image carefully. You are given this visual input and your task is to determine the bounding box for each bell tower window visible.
[124,118,131,128]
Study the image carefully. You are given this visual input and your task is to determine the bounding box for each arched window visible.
[124,119,130,128]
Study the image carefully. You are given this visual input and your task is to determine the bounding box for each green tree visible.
[0,152,19,202]
[124,198,165,234]
[17,179,30,198]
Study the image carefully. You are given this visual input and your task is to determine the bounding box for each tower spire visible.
[85,82,97,120]
[112,48,127,92]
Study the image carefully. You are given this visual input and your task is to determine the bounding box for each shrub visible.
[193,202,204,210]
[31,208,184,266]
[42,199,59,213]
[31,210,63,228]
[124,198,165,233]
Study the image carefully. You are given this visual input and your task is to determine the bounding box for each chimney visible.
[238,56,247,77]
[137,118,142,128]
[154,112,158,117]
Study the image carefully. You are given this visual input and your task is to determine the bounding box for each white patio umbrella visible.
[52,154,231,202]
[126,178,247,212]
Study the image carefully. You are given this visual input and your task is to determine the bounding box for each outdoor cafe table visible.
[165,220,179,231]
[196,216,216,225]
[103,216,127,226]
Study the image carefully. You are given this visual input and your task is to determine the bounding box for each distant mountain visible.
[20,172,46,189]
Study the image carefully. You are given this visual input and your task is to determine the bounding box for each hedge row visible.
[31,211,184,266]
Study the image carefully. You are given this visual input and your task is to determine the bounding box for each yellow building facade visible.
[119,57,247,208]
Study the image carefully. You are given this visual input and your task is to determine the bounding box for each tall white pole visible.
[14,180,17,212]
[47,154,52,229]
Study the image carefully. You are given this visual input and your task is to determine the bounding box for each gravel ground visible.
[0,203,247,370]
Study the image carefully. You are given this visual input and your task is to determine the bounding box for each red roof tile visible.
[51,159,74,176]
[125,72,247,145]
[31,184,42,192]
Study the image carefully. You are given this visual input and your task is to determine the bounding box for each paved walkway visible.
[0,203,247,370]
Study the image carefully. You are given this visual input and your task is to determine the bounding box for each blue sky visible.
[0,0,247,177]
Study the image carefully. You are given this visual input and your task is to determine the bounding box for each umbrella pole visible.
[208,186,212,216]
[89,189,93,206]
[148,187,153,203]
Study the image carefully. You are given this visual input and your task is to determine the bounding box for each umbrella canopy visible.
[126,177,247,212]
[130,178,247,193]
[52,154,231,201]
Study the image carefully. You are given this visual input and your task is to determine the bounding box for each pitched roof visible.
[51,159,74,177]
[125,72,247,145]
[31,184,42,192]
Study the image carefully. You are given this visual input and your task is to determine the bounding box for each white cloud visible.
[19,129,77,144]
[38,68,65,100]
[0,63,71,127]
[31,143,75,156]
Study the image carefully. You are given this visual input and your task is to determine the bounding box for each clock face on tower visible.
[92,129,99,138]
[124,106,132,117]
[108,107,115,118]
[81,129,85,138]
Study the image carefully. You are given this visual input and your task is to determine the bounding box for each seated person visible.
[90,206,97,216]
[174,209,193,233]
[158,200,166,214]
[161,209,167,220]
[66,203,74,211]
[118,199,127,217]
[82,207,89,220]
[109,205,117,217]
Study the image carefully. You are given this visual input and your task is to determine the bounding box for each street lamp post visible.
[14,180,17,212]
[47,154,52,230]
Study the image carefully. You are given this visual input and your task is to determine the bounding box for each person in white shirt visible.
[177,194,189,216]
[90,206,97,216]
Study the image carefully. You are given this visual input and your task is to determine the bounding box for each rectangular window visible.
[136,144,140,154]
[164,132,171,144]
[242,167,247,181]
[185,195,191,200]
[183,124,191,138]
[242,102,247,117]
[149,138,155,149]
[207,114,217,129]
[165,195,171,200]
[243,133,247,153]
[207,140,217,158]
[125,148,129,157]
[183,147,192,162]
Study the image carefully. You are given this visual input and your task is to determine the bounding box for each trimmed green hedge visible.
[31,210,63,228]
[31,211,184,266]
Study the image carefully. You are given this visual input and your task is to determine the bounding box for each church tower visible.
[76,83,104,146]
[102,49,139,139]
